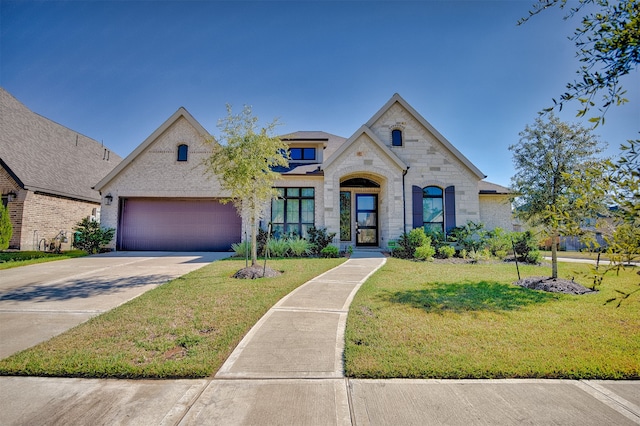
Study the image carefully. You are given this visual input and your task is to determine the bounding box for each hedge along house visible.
[95,93,512,252]
[0,88,122,250]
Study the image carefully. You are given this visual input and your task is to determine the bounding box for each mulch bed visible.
[232,265,282,279]
[513,276,597,295]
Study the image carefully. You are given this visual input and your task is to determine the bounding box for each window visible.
[177,144,188,161]
[423,186,444,233]
[392,129,403,147]
[271,187,315,237]
[289,147,316,161]
[340,191,351,241]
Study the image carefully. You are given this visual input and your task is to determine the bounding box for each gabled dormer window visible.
[392,129,403,147]
[289,147,316,161]
[177,144,188,162]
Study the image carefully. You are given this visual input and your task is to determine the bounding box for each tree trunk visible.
[551,231,558,279]
[250,216,258,266]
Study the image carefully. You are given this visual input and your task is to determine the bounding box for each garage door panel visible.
[119,198,241,251]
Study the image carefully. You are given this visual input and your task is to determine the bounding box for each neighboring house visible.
[0,88,122,250]
[96,93,512,252]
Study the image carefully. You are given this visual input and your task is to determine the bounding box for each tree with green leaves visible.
[519,0,639,126]
[0,204,12,250]
[204,104,289,267]
[509,113,609,278]
[73,217,115,254]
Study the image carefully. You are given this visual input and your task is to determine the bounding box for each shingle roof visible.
[280,131,347,162]
[0,88,121,202]
[479,181,511,194]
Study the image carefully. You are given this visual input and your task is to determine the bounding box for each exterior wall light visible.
[104,193,113,205]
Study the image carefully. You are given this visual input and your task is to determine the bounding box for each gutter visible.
[402,167,409,233]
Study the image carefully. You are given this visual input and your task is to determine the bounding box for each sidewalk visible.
[1,251,639,425]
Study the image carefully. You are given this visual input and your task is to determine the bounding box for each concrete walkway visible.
[1,251,639,425]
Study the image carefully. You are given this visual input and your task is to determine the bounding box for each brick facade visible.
[2,165,99,250]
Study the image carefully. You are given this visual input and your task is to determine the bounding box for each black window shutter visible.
[412,185,423,229]
[445,186,456,233]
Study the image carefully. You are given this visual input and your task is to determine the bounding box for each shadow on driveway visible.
[0,274,173,302]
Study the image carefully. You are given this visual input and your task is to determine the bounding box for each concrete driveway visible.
[0,251,230,359]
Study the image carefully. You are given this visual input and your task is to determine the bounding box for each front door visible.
[356,194,378,246]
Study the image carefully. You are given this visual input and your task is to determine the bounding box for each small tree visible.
[509,113,609,278]
[73,217,115,254]
[0,204,12,250]
[203,105,289,267]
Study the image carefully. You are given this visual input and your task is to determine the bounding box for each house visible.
[0,88,122,250]
[95,93,512,251]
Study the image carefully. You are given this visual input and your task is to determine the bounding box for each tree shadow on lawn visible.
[384,281,561,313]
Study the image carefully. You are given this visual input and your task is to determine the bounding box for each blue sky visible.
[1,0,638,187]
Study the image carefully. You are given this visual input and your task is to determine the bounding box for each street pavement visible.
[1,251,638,425]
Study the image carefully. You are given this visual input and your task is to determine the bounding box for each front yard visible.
[345,258,639,379]
[0,258,345,378]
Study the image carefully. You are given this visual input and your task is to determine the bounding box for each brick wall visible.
[2,164,99,250]
[20,191,99,251]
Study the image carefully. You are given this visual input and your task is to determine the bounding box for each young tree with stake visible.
[204,104,289,268]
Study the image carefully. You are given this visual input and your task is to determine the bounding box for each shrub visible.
[320,245,339,258]
[448,221,488,253]
[486,228,511,259]
[414,241,436,261]
[287,236,311,257]
[512,231,541,264]
[424,228,446,250]
[266,238,289,257]
[392,228,429,259]
[231,241,251,257]
[307,227,336,256]
[438,245,456,259]
[0,204,12,251]
[73,217,115,254]
[469,248,492,262]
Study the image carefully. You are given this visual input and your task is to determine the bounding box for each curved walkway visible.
[1,251,639,425]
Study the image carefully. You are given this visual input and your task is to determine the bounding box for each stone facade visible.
[96,94,513,252]
[368,102,483,227]
[479,194,514,231]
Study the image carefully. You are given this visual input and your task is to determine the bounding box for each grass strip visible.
[345,259,640,379]
[0,250,88,270]
[0,257,344,378]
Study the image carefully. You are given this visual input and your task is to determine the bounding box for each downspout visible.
[402,167,409,233]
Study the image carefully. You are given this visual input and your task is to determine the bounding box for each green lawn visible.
[0,250,88,270]
[0,257,345,378]
[345,258,639,379]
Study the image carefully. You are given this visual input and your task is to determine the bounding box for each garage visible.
[118,198,241,251]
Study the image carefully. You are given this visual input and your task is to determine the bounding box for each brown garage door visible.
[118,198,241,251]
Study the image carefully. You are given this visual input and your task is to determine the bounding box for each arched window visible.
[177,144,188,162]
[423,186,443,233]
[391,129,403,147]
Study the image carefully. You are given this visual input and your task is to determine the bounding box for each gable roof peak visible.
[94,106,212,191]
[366,93,486,180]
